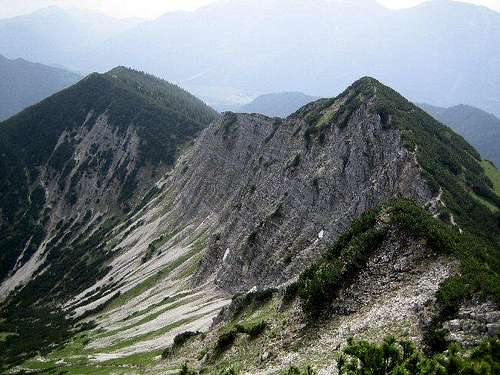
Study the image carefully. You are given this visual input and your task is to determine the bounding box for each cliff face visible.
[168,87,432,292]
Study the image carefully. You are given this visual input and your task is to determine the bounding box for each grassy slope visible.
[482,160,500,195]
[157,199,500,374]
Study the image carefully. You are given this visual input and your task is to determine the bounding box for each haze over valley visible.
[0,1,499,374]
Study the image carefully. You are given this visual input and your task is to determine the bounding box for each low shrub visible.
[282,282,299,305]
[298,198,500,320]
[338,335,500,375]
[162,331,201,359]
[297,207,386,316]
[236,320,267,338]
[286,365,317,375]
[228,288,276,319]
[174,331,201,348]
[178,363,196,375]
[217,367,239,375]
[214,329,238,356]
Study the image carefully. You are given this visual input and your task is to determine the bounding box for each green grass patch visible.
[470,190,498,212]
[235,320,267,338]
[176,252,204,279]
[122,291,191,322]
[482,160,500,195]
[99,349,162,367]
[0,332,16,342]
[142,231,177,263]
[315,110,336,129]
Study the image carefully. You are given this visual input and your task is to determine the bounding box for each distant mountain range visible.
[67,0,500,117]
[239,92,318,117]
[1,1,499,117]
[0,6,142,67]
[420,103,500,167]
[0,54,81,120]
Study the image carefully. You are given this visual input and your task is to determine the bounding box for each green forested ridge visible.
[0,67,218,369]
[420,103,500,168]
[106,67,219,127]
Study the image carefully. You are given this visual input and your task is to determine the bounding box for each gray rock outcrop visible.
[167,91,432,292]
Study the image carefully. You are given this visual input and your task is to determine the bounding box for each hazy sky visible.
[0,0,499,19]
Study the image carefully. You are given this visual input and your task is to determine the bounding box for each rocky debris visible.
[444,301,500,348]
[0,67,216,304]
[195,226,457,375]
[0,110,170,299]
[331,229,455,317]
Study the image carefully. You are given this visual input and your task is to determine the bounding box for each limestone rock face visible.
[167,92,432,292]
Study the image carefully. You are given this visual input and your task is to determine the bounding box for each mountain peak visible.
[350,75,382,89]
[291,76,383,125]
[101,66,218,125]
[30,6,65,17]
[105,65,136,76]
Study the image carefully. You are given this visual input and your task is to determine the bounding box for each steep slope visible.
[75,0,500,116]
[173,77,499,292]
[0,7,143,67]
[3,77,499,374]
[482,160,500,195]
[240,92,319,117]
[0,54,81,120]
[152,200,499,374]
[420,103,500,167]
[0,67,218,367]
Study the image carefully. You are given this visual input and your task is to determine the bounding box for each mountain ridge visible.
[1,75,498,373]
[419,102,500,167]
[0,7,143,66]
[65,0,500,117]
[0,54,81,120]
[239,92,319,117]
